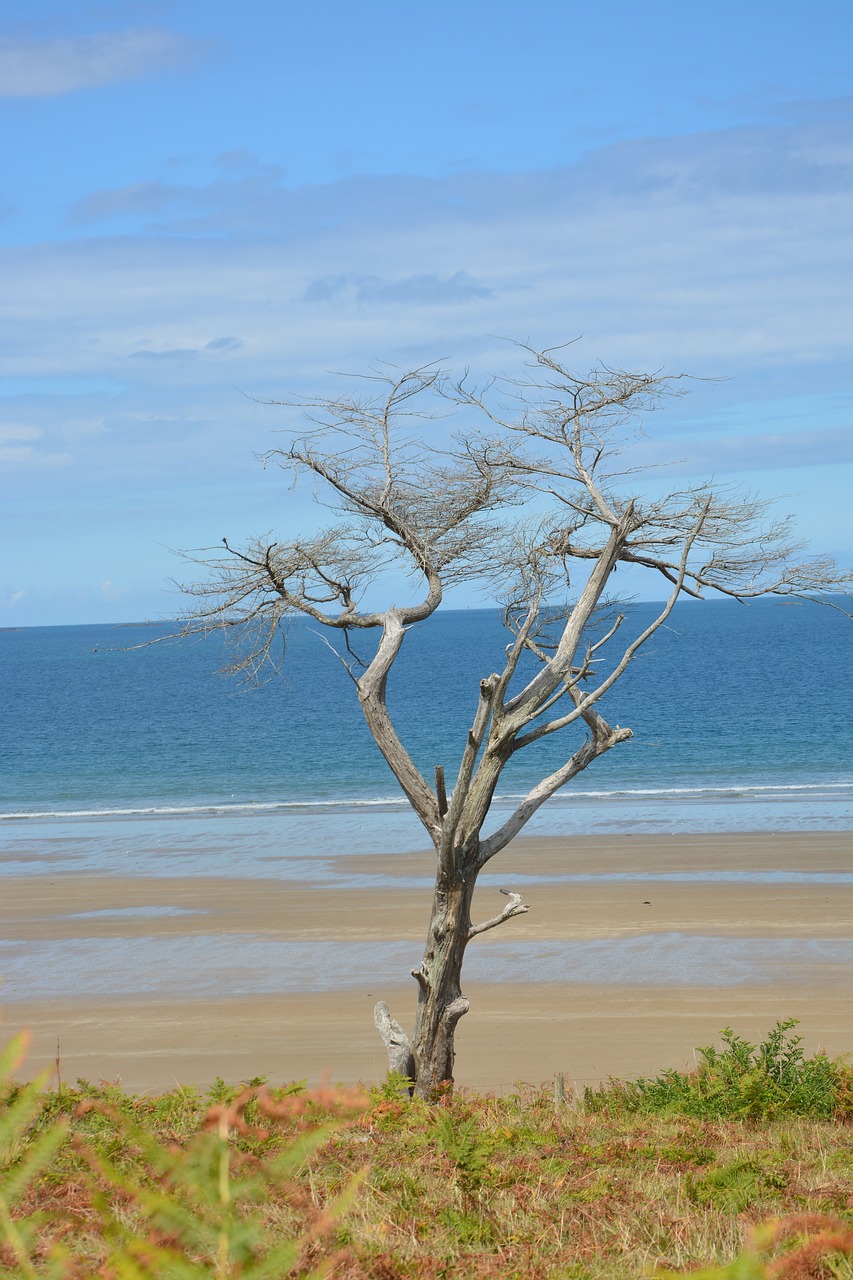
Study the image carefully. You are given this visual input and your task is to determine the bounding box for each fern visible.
[0,1034,367,1278]
[584,1020,851,1119]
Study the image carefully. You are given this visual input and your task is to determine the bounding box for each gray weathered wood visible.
[374,1001,415,1082]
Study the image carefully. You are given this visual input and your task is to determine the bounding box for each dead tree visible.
[179,343,850,1100]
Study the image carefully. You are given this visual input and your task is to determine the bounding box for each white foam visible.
[3,780,851,822]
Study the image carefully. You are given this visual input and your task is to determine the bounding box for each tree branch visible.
[468,890,529,940]
[478,720,633,864]
[444,674,499,846]
[357,611,442,844]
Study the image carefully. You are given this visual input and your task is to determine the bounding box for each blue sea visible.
[1,599,851,841]
[1,600,851,1006]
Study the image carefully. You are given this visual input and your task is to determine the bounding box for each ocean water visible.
[1,599,851,838]
[1,601,851,1005]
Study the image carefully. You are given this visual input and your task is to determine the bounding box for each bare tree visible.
[179,343,850,1100]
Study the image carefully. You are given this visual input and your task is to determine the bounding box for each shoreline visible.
[7,985,850,1096]
[2,831,851,1092]
[3,776,851,821]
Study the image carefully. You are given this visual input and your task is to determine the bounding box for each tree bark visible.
[409,861,477,1099]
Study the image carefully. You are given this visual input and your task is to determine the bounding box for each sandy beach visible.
[2,831,851,1093]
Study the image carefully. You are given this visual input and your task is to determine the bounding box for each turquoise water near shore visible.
[1,599,851,832]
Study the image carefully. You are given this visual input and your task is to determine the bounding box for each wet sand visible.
[2,832,851,1092]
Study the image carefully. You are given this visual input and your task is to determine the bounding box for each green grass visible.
[1,1022,851,1278]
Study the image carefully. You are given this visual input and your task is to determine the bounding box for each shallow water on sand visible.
[2,803,853,884]
[1,933,849,1001]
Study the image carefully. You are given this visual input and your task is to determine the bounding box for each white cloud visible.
[0,26,202,98]
[303,271,493,306]
[0,443,72,466]
[0,422,40,442]
[0,110,849,595]
[0,421,72,466]
[69,180,186,223]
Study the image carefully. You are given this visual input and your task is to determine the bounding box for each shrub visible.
[584,1020,853,1120]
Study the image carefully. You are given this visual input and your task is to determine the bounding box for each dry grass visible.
[1,1025,851,1278]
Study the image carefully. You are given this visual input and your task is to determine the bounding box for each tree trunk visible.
[373,852,480,1100]
[410,864,476,1099]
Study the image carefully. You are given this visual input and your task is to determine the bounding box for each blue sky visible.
[1,0,851,625]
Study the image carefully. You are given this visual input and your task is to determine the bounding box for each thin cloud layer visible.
[66,114,853,234]
[45,115,849,387]
[303,272,494,306]
[0,26,203,98]
[1,113,839,390]
[2,105,851,622]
